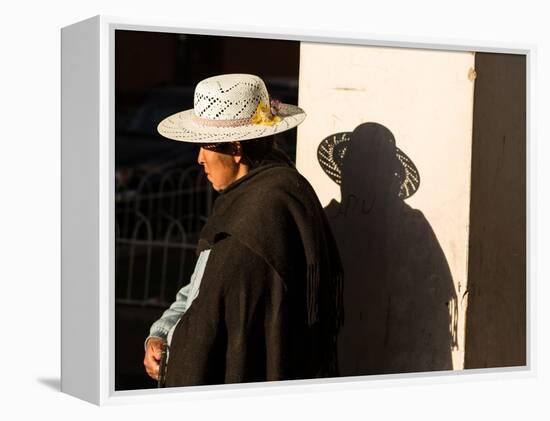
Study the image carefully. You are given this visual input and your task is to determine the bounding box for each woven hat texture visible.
[157,74,306,143]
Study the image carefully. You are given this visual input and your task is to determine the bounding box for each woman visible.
[144,74,343,387]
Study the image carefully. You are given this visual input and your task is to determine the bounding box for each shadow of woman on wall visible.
[319,122,458,376]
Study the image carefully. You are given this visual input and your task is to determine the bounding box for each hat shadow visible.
[322,122,458,376]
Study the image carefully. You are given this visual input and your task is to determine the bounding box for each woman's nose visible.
[197,147,205,165]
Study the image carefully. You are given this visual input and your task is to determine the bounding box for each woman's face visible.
[197,143,246,191]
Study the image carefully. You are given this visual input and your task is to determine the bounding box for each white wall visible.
[296,43,475,370]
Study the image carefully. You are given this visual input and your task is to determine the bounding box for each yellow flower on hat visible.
[250,100,281,126]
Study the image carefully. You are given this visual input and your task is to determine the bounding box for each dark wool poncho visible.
[165,153,343,387]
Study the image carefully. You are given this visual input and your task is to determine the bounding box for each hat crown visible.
[193,74,270,121]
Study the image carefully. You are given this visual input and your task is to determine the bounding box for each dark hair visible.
[239,136,275,169]
[201,135,284,169]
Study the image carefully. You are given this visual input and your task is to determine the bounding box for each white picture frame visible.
[61,14,533,406]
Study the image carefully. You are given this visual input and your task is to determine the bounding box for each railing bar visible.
[126,241,136,300]
[116,187,209,203]
[159,240,169,304]
[115,298,172,308]
[115,239,196,249]
[143,240,153,301]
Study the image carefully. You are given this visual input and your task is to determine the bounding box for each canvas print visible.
[114,30,526,390]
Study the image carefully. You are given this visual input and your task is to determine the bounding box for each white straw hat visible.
[157,74,306,143]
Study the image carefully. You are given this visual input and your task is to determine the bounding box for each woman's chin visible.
[210,182,223,192]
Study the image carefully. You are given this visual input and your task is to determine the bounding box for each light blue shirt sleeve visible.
[144,249,211,349]
[148,282,192,340]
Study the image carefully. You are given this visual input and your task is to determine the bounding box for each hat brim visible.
[157,103,306,143]
[317,130,420,199]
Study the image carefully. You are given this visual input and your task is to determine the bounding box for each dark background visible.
[114,30,300,390]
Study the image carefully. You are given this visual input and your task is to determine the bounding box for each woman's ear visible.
[232,142,243,164]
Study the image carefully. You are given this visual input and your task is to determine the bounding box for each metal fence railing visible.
[115,164,213,307]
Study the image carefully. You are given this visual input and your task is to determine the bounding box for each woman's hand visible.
[143,337,164,380]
